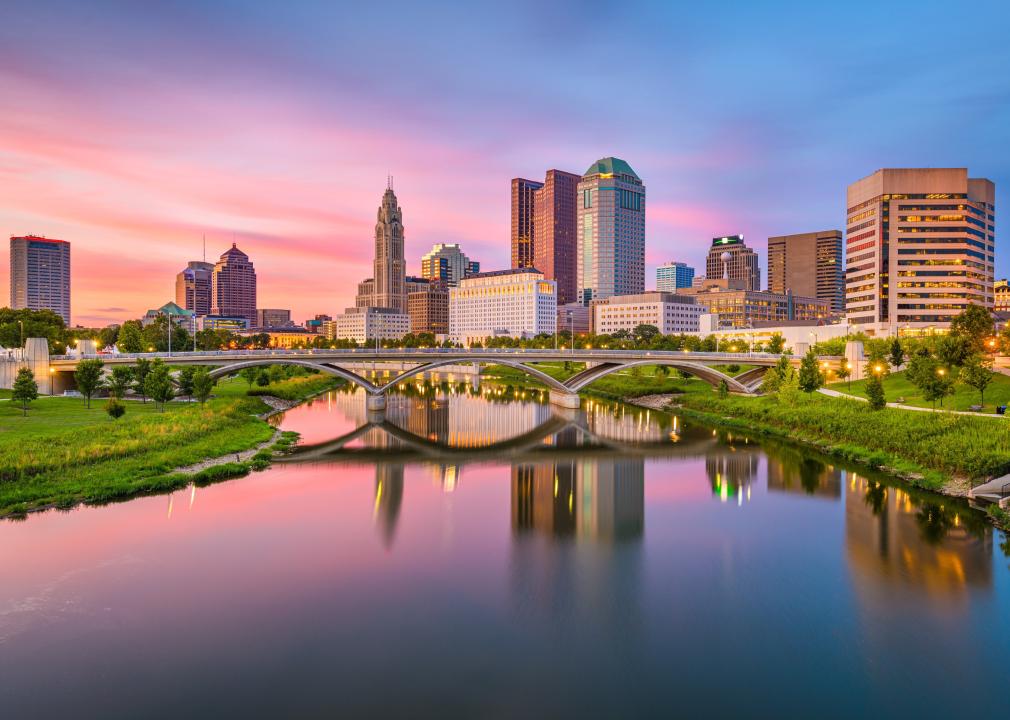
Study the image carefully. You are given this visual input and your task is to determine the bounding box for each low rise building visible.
[557,302,591,335]
[240,327,316,348]
[408,282,449,335]
[682,278,831,328]
[996,279,1009,312]
[196,315,250,332]
[142,301,196,331]
[255,308,291,328]
[330,306,410,345]
[591,292,702,335]
[449,268,556,346]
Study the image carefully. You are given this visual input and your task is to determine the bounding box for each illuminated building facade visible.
[511,177,543,269]
[10,235,71,325]
[449,269,556,345]
[211,244,257,323]
[705,235,760,291]
[845,168,996,335]
[656,261,695,292]
[767,230,843,312]
[533,169,580,305]
[175,261,213,317]
[591,291,702,335]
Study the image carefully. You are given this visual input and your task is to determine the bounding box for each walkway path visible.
[818,387,1007,418]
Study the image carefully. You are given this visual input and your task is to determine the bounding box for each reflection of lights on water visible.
[167,494,174,519]
[189,484,196,510]
[374,480,383,518]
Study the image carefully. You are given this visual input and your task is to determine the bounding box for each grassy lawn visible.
[0,372,339,518]
[830,370,1010,412]
[674,384,1010,488]
[483,362,693,399]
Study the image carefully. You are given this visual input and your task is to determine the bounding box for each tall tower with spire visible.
[373,180,406,312]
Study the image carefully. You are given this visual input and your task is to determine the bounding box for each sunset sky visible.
[1,0,1007,326]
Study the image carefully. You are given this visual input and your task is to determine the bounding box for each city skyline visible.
[1,1,1007,325]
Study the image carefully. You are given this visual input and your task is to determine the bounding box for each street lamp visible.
[845,361,853,392]
[937,367,947,408]
[18,319,24,348]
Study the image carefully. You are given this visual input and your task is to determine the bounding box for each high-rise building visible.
[845,168,996,334]
[533,169,580,306]
[211,243,257,323]
[576,157,646,304]
[511,177,543,269]
[9,235,71,325]
[175,261,214,317]
[767,230,843,312]
[449,269,557,346]
[705,235,760,291]
[373,183,406,312]
[420,243,479,286]
[656,261,695,292]
[256,308,292,328]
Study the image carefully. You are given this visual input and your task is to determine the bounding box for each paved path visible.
[818,387,1007,418]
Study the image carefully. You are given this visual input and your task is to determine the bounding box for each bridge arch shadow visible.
[564,359,754,394]
[206,359,381,393]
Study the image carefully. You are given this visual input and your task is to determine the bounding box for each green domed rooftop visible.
[584,157,639,179]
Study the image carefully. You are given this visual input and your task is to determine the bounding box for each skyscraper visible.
[175,261,214,317]
[767,230,843,312]
[511,177,543,269]
[656,261,695,292]
[576,157,646,304]
[845,168,995,334]
[420,243,479,286]
[533,169,580,305]
[705,235,760,291]
[211,243,257,322]
[10,235,71,325]
[373,183,406,312]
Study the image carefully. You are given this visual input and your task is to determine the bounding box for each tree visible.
[654,365,670,379]
[144,360,175,411]
[961,355,994,408]
[718,379,729,398]
[11,367,38,416]
[256,370,270,387]
[835,360,850,384]
[633,324,659,343]
[935,334,971,369]
[98,324,120,350]
[949,303,994,354]
[761,355,790,394]
[888,338,905,370]
[777,366,800,406]
[75,358,105,409]
[865,374,886,410]
[798,348,824,393]
[117,320,144,353]
[766,334,786,355]
[866,352,890,381]
[107,366,134,399]
[133,358,152,402]
[192,369,216,406]
[239,367,259,388]
[0,307,70,353]
[177,366,196,397]
[105,398,126,420]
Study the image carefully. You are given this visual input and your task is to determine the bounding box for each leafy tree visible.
[961,355,994,408]
[11,367,38,416]
[144,360,175,411]
[766,334,785,355]
[256,370,270,387]
[633,324,659,343]
[718,379,729,398]
[74,358,105,409]
[798,348,824,393]
[0,307,70,353]
[866,352,890,381]
[949,303,994,354]
[117,320,144,353]
[865,374,886,410]
[98,324,120,349]
[192,369,216,406]
[177,366,197,396]
[107,366,134,399]
[888,338,905,370]
[105,398,126,420]
[835,360,850,383]
[133,358,152,402]
[239,367,259,388]
[761,355,790,394]
[777,366,800,405]
[654,365,670,379]
[935,334,971,369]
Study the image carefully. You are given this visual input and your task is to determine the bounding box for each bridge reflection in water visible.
[278,383,998,587]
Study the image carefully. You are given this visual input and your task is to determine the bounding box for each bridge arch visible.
[206,358,380,393]
[563,359,752,394]
[375,357,570,394]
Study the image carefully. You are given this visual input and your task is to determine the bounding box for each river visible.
[1,382,1008,718]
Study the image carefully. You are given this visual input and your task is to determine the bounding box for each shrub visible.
[866,375,886,410]
[105,398,126,420]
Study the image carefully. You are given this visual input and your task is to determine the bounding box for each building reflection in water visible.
[704,434,760,505]
[766,446,842,499]
[845,472,992,595]
[511,458,645,541]
[373,465,404,549]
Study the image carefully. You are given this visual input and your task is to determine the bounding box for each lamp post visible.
[937,367,947,408]
[568,311,574,357]
[845,361,853,392]
[18,319,24,348]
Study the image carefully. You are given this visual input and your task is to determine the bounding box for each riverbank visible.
[0,373,341,519]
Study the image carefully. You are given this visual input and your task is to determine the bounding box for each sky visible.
[1,0,1008,326]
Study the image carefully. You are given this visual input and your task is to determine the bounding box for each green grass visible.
[674,385,1010,487]
[246,373,342,401]
[830,370,1010,412]
[0,373,330,518]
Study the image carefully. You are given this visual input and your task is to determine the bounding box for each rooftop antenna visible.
[202,234,206,263]
[387,173,393,190]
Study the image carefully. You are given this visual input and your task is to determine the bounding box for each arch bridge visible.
[48,348,836,408]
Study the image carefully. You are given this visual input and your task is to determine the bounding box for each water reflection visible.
[512,459,645,541]
[766,446,842,498]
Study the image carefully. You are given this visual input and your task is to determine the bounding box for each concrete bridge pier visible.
[365,392,387,419]
[548,390,581,410]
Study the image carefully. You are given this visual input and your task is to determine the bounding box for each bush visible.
[105,398,126,420]
[866,375,886,410]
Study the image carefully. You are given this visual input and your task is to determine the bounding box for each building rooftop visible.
[583,157,639,180]
[469,268,543,279]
